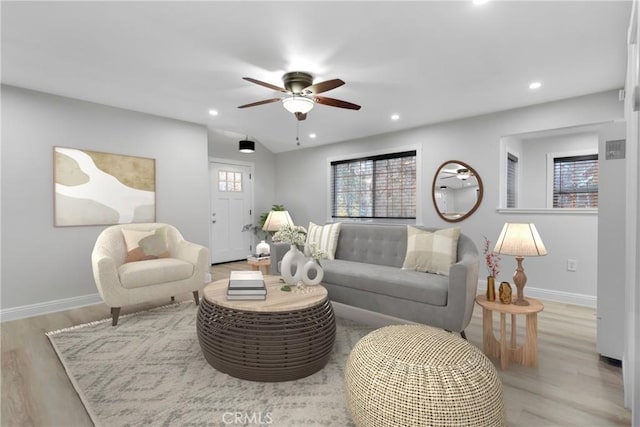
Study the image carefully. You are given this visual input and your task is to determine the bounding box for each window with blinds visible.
[553,154,598,208]
[506,153,518,208]
[331,150,416,219]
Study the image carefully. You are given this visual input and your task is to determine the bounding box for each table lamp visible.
[493,223,547,306]
[262,210,294,233]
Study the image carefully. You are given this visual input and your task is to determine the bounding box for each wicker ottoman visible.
[345,325,505,426]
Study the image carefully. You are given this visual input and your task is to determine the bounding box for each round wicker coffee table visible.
[197,275,336,382]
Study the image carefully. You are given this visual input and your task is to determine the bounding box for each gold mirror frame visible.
[432,160,483,223]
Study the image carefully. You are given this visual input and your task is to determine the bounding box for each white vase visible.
[281,244,305,286]
[302,259,324,286]
[256,240,270,255]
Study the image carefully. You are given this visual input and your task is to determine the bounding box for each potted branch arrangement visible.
[483,236,501,302]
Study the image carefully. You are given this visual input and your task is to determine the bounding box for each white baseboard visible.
[0,293,103,322]
[478,280,597,308]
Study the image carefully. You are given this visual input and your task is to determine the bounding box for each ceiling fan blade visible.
[295,112,307,121]
[304,79,345,95]
[237,98,282,109]
[315,96,361,110]
[242,77,287,93]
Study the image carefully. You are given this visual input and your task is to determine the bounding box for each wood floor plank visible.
[0,262,631,426]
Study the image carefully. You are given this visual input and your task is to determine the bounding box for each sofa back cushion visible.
[334,223,473,269]
[334,223,408,267]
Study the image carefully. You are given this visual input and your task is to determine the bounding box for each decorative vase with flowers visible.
[302,244,326,286]
[483,236,501,302]
[273,224,308,286]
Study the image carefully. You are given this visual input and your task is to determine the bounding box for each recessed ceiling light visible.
[208,109,219,116]
[473,0,489,5]
[529,81,542,90]
[391,114,400,121]
[309,133,317,139]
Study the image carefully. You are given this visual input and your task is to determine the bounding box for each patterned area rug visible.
[46,301,375,426]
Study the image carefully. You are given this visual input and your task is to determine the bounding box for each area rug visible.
[46,301,375,426]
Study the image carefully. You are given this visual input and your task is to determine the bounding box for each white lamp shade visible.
[282,96,314,114]
[493,223,547,257]
[262,210,294,232]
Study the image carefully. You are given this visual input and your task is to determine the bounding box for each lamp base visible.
[512,298,530,306]
[513,256,529,306]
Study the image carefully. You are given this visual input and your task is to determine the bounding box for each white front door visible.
[209,161,253,263]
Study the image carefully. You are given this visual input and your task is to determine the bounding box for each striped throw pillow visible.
[304,222,342,260]
[402,226,461,276]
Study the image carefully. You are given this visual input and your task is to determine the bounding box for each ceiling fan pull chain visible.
[296,120,301,147]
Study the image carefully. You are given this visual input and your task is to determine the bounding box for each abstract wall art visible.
[54,147,156,226]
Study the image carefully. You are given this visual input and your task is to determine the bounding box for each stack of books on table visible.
[227,270,267,300]
[247,253,270,262]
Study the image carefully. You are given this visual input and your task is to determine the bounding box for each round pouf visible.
[345,325,505,426]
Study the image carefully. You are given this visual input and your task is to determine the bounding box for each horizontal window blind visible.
[553,154,598,208]
[506,153,518,208]
[331,150,416,219]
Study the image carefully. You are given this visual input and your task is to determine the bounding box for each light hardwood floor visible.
[1,261,631,426]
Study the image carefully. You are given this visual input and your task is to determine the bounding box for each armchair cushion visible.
[118,258,194,289]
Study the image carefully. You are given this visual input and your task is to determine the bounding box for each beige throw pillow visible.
[402,226,461,276]
[121,227,170,263]
[304,222,342,260]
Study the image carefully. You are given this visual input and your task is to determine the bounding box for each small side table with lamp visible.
[493,222,548,306]
[477,222,547,369]
[250,210,295,275]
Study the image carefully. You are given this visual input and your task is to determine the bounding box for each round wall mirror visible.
[432,160,483,222]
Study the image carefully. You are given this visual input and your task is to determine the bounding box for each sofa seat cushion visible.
[321,259,448,306]
[118,258,194,289]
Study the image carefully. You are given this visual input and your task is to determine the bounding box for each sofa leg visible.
[193,291,200,306]
[111,307,121,326]
[171,296,175,302]
[460,330,467,340]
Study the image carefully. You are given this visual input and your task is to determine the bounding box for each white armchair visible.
[92,223,209,325]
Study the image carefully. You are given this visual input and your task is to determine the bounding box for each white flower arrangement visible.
[273,224,307,246]
[309,243,327,264]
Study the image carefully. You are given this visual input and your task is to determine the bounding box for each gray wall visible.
[274,90,624,302]
[1,85,210,309]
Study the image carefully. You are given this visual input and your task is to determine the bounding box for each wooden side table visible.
[475,294,544,370]
[247,257,271,275]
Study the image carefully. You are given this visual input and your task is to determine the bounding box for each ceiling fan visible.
[441,168,475,180]
[238,71,361,121]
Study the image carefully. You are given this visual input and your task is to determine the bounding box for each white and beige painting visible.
[54,147,155,226]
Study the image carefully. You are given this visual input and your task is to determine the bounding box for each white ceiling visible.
[1,1,632,153]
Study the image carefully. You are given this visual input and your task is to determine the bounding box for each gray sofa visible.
[271,223,479,335]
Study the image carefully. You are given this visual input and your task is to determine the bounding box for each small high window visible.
[218,171,242,192]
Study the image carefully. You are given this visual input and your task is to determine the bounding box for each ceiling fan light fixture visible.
[282,96,315,114]
[238,139,255,153]
[456,168,471,180]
